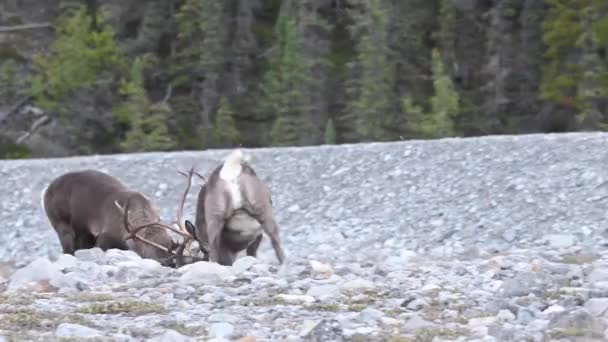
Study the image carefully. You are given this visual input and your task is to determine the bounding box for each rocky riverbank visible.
[0,132,607,341]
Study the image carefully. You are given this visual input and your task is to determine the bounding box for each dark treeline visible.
[0,0,607,158]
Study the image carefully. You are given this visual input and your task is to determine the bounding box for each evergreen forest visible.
[1,0,607,158]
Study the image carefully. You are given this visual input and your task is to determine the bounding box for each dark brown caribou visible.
[41,168,204,268]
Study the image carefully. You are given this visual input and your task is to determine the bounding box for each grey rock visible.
[545,234,577,248]
[502,229,517,242]
[548,309,607,336]
[208,313,240,324]
[149,330,194,342]
[306,284,340,301]
[276,294,315,304]
[401,297,429,311]
[55,323,103,338]
[403,315,435,331]
[208,322,235,339]
[357,307,385,323]
[516,307,537,325]
[112,334,137,342]
[74,248,107,262]
[179,261,233,285]
[584,298,608,317]
[232,256,259,274]
[303,319,343,342]
[587,266,608,283]
[341,278,375,293]
[498,272,551,297]
[8,257,85,291]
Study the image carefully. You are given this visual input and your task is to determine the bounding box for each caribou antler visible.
[175,164,203,251]
[114,167,208,267]
[118,197,172,253]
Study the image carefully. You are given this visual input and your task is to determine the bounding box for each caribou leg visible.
[246,234,263,258]
[74,229,96,250]
[218,240,238,265]
[95,231,129,251]
[205,215,226,265]
[51,220,76,255]
[257,211,286,265]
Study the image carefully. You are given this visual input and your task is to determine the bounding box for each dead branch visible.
[16,115,52,144]
[0,23,52,33]
[0,95,33,124]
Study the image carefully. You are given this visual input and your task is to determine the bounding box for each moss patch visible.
[0,308,93,331]
[76,300,166,315]
[549,328,605,339]
[68,292,115,302]
[306,303,342,312]
[412,327,469,342]
[159,320,206,337]
[557,252,598,265]
[347,304,368,312]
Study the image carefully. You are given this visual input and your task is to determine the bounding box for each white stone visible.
[276,294,315,304]
[585,298,608,317]
[545,234,576,248]
[55,323,103,338]
[341,278,375,292]
[232,256,259,274]
[209,322,235,339]
[306,284,340,301]
[149,330,194,342]
[179,261,233,285]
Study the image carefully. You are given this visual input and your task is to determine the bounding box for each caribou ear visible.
[185,220,197,239]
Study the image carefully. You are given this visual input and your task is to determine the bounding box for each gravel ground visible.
[0,132,607,341]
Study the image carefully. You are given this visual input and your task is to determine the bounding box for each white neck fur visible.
[220,149,244,208]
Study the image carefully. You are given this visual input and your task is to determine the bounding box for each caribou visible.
[188,149,287,267]
[41,168,204,268]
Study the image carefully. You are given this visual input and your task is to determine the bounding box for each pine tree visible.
[404,49,459,139]
[324,118,336,144]
[115,56,176,152]
[213,97,240,147]
[173,0,226,145]
[258,12,308,146]
[541,0,608,129]
[345,0,395,142]
[29,6,125,113]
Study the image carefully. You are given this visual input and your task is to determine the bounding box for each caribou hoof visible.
[276,259,289,276]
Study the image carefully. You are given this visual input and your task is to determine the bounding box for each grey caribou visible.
[188,149,287,267]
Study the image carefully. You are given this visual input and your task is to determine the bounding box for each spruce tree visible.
[404,49,459,139]
[258,12,308,146]
[29,6,125,113]
[345,0,395,142]
[324,118,337,145]
[213,97,240,147]
[115,56,176,152]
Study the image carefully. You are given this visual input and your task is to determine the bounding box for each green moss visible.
[0,44,26,62]
[412,327,469,342]
[159,320,205,337]
[0,309,92,331]
[28,5,126,113]
[347,304,368,312]
[558,252,598,265]
[549,328,604,339]
[76,300,166,315]
[242,296,288,307]
[68,292,115,302]
[389,337,412,342]
[307,303,342,312]
[114,55,176,152]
